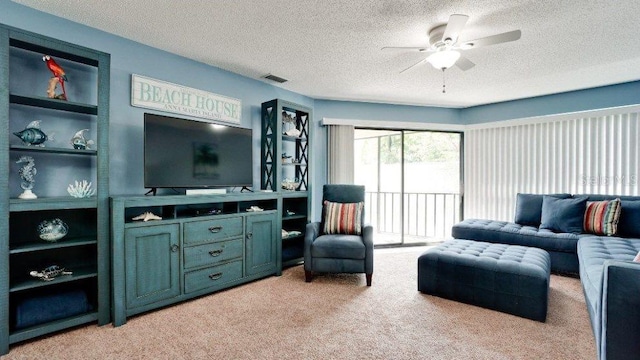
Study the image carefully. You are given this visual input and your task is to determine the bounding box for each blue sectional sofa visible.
[451,194,640,360]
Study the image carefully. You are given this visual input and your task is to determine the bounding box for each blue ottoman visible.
[418,239,551,322]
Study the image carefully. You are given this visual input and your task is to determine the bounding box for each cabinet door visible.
[125,224,180,309]
[245,213,277,276]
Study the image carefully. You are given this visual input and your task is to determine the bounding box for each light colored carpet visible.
[2,247,595,359]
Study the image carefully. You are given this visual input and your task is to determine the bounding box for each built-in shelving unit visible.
[261,99,312,267]
[0,24,110,354]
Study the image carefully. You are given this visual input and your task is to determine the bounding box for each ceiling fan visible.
[383,14,521,77]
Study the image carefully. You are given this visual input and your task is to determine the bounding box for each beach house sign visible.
[131,74,242,124]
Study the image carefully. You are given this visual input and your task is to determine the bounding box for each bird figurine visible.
[43,55,68,100]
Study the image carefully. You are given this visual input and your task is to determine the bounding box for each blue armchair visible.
[304,184,374,286]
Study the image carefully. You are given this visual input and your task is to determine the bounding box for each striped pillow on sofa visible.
[322,200,364,235]
[583,198,621,236]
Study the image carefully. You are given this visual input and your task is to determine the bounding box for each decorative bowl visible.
[281,178,300,191]
[38,218,69,242]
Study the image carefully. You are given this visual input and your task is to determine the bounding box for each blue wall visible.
[3,0,640,207]
[1,0,313,195]
[462,81,640,124]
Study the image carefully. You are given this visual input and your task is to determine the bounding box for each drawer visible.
[184,260,243,294]
[183,217,243,245]
[184,239,243,270]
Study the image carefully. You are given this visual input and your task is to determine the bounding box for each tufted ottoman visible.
[418,239,551,322]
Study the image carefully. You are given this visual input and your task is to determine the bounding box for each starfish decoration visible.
[132,212,163,222]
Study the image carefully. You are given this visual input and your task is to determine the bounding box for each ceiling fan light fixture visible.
[426,50,461,69]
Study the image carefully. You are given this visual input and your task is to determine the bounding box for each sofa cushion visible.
[577,237,640,333]
[514,193,571,226]
[451,219,585,253]
[618,200,640,238]
[540,196,588,234]
[583,198,621,236]
[311,234,366,259]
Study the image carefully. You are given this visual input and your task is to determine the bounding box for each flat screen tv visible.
[144,113,253,190]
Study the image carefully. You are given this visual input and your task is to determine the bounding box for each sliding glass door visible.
[354,129,462,246]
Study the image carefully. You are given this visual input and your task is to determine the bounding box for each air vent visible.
[262,74,288,83]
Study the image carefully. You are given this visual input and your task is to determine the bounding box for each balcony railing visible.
[364,191,462,245]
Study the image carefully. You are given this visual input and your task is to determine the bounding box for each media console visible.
[110,192,283,326]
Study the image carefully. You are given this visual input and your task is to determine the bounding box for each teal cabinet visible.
[111,193,282,326]
[245,213,278,276]
[124,224,180,309]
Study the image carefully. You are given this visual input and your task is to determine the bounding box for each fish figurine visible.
[70,129,95,150]
[13,120,53,147]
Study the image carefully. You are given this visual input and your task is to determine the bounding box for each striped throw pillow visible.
[322,200,364,235]
[583,198,621,236]
[634,251,640,263]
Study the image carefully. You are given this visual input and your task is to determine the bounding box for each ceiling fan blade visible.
[442,14,469,43]
[455,55,475,71]
[399,58,427,74]
[381,46,431,52]
[461,30,521,49]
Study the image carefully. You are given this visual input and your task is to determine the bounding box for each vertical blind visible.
[327,125,355,184]
[464,111,640,221]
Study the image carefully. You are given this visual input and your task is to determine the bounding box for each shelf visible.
[10,37,99,66]
[282,234,304,242]
[10,145,97,156]
[10,197,97,212]
[282,135,307,142]
[10,237,97,254]
[261,99,311,273]
[280,191,308,198]
[1,24,111,353]
[10,94,98,115]
[10,267,97,293]
[9,311,98,344]
[280,191,308,197]
[283,215,307,221]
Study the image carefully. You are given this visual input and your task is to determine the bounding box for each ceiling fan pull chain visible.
[442,68,446,93]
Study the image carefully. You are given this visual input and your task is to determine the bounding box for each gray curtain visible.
[327,125,355,184]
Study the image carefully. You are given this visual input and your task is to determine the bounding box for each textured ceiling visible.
[12,0,640,108]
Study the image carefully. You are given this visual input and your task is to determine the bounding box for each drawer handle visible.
[209,272,223,280]
[170,244,179,253]
[209,249,223,257]
[246,232,253,240]
[209,226,223,233]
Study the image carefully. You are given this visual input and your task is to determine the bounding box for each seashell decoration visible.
[38,218,69,242]
[284,128,301,137]
[67,180,96,198]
